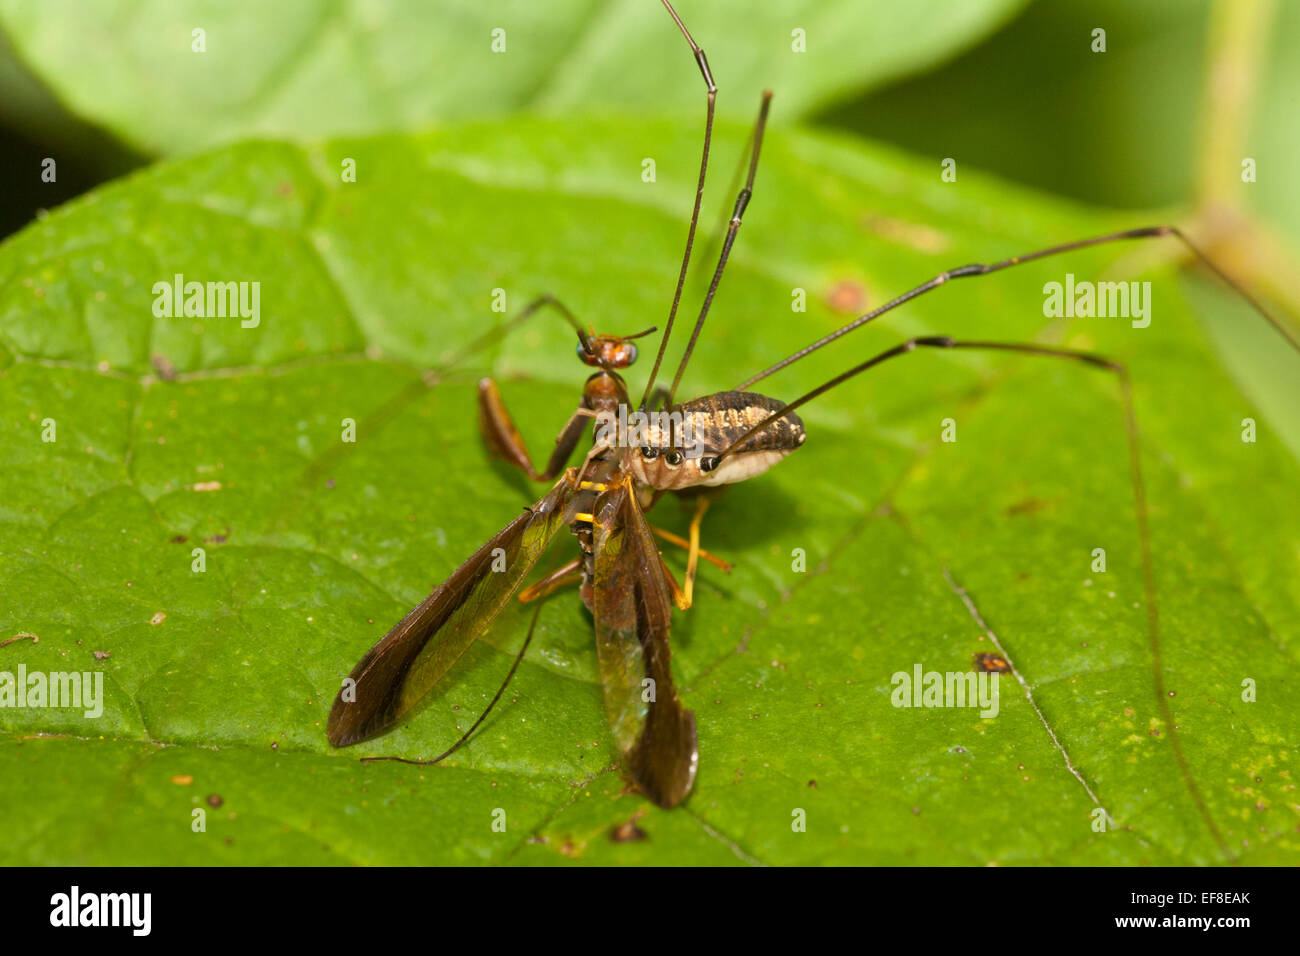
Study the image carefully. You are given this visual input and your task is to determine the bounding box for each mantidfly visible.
[328,0,1300,810]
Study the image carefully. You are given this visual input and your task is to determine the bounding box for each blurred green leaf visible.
[0,0,1025,156]
[1,115,1296,864]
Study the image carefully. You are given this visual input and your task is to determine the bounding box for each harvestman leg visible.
[737,226,1300,392]
[663,90,773,407]
[650,495,720,612]
[638,0,719,409]
[651,522,731,573]
[651,90,774,599]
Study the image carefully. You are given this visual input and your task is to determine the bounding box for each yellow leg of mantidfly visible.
[682,495,712,609]
[519,558,583,603]
[660,555,691,611]
[650,525,732,572]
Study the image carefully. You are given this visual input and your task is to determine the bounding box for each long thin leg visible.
[651,524,731,572]
[518,558,583,603]
[666,90,773,407]
[693,117,757,289]
[682,494,713,607]
[660,554,691,611]
[722,333,1232,854]
[640,0,719,408]
[361,602,544,767]
[737,225,1300,391]
[720,336,1123,460]
[655,494,716,612]
[478,381,595,481]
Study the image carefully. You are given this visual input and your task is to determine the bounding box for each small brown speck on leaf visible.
[974,653,1010,673]
[610,809,648,843]
[93,650,110,660]
[207,794,224,807]
[0,632,39,649]
[149,612,166,626]
[150,353,177,381]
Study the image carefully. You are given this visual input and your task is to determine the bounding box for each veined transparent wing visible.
[327,476,574,747]
[592,474,699,808]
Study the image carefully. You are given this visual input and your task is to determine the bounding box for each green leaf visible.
[0,0,1025,156]
[1,115,1297,865]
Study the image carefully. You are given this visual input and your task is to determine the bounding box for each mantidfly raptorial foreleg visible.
[474,293,652,481]
[478,383,598,482]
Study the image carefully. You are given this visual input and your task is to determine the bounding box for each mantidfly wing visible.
[327,475,575,748]
[592,473,699,808]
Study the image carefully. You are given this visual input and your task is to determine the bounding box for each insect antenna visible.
[360,602,543,767]
[639,0,719,409]
[736,225,1300,392]
[622,326,659,340]
[665,89,773,408]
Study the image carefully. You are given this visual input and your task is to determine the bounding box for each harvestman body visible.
[327,0,1300,810]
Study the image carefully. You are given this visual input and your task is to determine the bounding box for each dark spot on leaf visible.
[1005,497,1050,516]
[93,650,110,660]
[150,353,177,381]
[170,535,187,543]
[610,810,648,843]
[974,653,1010,673]
[207,793,223,807]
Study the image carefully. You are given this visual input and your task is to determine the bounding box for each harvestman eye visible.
[699,456,719,473]
[665,450,684,467]
[640,445,660,460]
